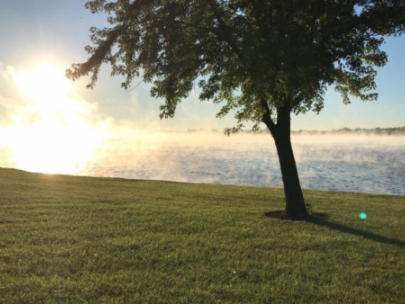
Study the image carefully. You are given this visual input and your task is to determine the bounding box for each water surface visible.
[77,134,405,196]
[1,133,404,196]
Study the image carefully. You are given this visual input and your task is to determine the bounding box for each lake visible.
[1,132,404,196]
[75,133,405,197]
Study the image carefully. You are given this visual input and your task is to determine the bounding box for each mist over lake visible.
[73,133,405,197]
[1,132,403,196]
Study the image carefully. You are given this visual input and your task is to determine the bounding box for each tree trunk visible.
[274,134,308,219]
[266,104,308,220]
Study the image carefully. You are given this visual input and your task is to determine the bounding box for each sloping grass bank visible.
[0,168,404,303]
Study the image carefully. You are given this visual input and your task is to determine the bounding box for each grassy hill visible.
[0,167,404,303]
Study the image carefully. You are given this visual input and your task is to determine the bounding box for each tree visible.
[67,0,405,219]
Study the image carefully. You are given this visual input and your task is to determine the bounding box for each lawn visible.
[0,167,404,303]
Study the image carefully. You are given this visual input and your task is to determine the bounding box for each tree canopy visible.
[67,0,405,133]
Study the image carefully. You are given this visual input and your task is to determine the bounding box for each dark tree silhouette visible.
[68,0,405,219]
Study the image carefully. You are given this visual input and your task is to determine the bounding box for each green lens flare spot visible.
[360,213,367,219]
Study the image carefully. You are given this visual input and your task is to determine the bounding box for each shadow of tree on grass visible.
[264,210,405,248]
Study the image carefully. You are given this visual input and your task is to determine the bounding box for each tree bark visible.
[265,103,308,220]
[274,133,308,219]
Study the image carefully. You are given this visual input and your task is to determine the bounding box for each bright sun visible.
[0,64,106,175]
[13,64,71,103]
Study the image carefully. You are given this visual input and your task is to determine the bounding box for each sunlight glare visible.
[13,64,71,102]
[0,64,106,175]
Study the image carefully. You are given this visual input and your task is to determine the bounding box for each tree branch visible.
[206,0,245,61]
[207,0,280,132]
[260,98,277,136]
[67,29,120,80]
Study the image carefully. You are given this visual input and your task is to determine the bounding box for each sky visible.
[0,0,404,132]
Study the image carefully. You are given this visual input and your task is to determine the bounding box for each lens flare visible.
[360,213,367,219]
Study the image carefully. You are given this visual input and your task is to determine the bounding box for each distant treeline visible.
[290,127,405,136]
[183,127,405,135]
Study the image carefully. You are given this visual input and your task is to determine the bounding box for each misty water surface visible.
[1,133,404,196]
[76,133,405,196]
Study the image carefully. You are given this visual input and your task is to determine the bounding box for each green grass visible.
[0,167,404,303]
